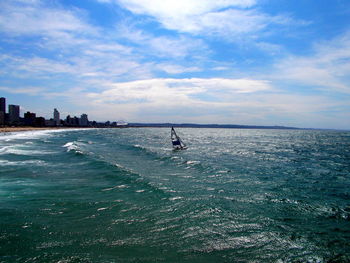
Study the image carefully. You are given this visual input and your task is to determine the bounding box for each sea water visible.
[0,128,349,262]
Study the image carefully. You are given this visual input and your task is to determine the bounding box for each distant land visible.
[128,123,300,129]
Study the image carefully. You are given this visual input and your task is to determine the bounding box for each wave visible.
[62,141,84,155]
[0,159,47,167]
[123,142,220,180]
[0,146,10,154]
[131,144,164,156]
[63,146,175,199]
[0,145,55,156]
[132,143,198,166]
[0,128,94,141]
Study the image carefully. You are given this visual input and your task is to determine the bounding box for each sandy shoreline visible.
[0,127,86,133]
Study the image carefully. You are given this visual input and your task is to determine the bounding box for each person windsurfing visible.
[171,127,187,150]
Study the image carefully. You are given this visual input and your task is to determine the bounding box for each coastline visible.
[0,127,86,133]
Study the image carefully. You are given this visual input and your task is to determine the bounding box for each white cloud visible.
[107,0,295,37]
[81,77,273,122]
[85,78,272,118]
[0,0,97,36]
[0,52,154,85]
[0,54,76,77]
[0,0,208,81]
[166,8,267,35]
[78,77,348,128]
[273,31,350,93]
[88,78,272,102]
[0,86,45,95]
[117,24,207,58]
[155,64,201,74]
[116,0,256,18]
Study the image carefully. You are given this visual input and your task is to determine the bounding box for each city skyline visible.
[0,96,93,127]
[0,0,350,129]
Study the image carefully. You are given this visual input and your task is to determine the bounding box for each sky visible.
[0,0,350,129]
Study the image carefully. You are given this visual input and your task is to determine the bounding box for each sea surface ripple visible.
[0,128,349,262]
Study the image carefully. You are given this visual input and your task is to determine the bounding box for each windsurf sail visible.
[171,127,187,150]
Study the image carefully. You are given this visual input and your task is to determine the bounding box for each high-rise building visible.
[65,115,79,126]
[24,111,36,126]
[8,104,20,125]
[54,108,60,126]
[0,111,4,125]
[0,97,5,113]
[80,114,89,126]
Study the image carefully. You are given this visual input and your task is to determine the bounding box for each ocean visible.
[0,128,349,262]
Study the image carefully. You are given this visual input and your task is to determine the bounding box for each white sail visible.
[171,127,187,150]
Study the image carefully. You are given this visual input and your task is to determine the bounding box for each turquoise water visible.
[0,128,349,262]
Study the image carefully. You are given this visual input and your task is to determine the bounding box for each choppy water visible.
[0,128,349,262]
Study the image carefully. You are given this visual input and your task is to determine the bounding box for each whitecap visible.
[62,141,83,154]
[186,160,200,165]
[117,184,128,189]
[169,196,183,201]
[62,142,74,148]
[0,130,57,141]
[102,184,129,191]
[208,174,222,178]
[115,163,125,169]
[0,146,10,154]
[3,147,54,156]
[0,128,94,142]
[218,170,230,174]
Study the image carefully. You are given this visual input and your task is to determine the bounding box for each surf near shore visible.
[0,127,85,133]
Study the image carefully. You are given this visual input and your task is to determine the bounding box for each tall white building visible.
[54,108,60,126]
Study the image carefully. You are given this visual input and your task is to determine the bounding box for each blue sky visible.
[0,0,350,129]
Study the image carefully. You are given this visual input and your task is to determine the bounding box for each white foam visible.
[0,146,10,154]
[0,145,55,156]
[117,184,129,189]
[0,128,93,141]
[0,130,56,141]
[186,160,200,165]
[62,141,83,154]
[169,196,183,201]
[63,142,74,148]
[0,159,46,166]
